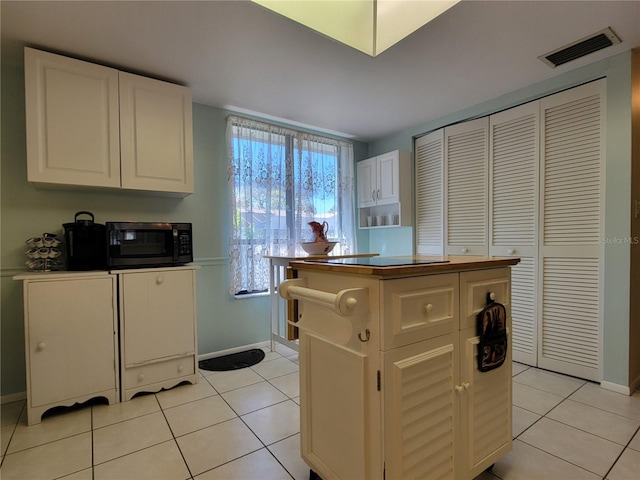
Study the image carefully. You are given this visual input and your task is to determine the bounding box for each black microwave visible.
[106,222,193,269]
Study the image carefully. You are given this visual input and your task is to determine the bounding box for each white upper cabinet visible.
[376,150,401,204]
[119,72,193,194]
[357,157,378,208]
[24,48,121,188]
[444,117,489,256]
[356,150,411,228]
[24,47,194,196]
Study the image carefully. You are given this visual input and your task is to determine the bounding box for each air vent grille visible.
[539,27,621,68]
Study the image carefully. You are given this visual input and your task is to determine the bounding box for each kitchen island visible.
[279,256,519,480]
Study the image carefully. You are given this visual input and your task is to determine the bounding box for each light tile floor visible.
[1,344,639,479]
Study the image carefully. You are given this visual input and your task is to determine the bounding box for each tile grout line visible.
[154,392,195,480]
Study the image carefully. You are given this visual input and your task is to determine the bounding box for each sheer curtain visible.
[227,115,356,295]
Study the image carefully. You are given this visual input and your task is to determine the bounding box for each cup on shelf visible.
[367,216,374,227]
[376,215,384,226]
[386,214,396,225]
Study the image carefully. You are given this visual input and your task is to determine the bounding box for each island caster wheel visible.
[310,469,322,480]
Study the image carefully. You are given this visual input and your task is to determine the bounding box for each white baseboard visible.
[1,391,26,405]
[628,373,640,395]
[600,380,632,396]
[198,341,271,361]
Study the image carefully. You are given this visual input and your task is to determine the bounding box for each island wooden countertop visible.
[288,255,520,278]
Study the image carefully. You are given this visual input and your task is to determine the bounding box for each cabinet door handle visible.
[178,364,184,373]
[156,276,164,284]
[377,188,381,200]
[37,342,46,351]
[138,373,145,382]
[507,248,515,255]
[462,382,470,390]
[455,385,464,393]
[424,303,433,313]
[489,292,496,301]
[371,190,376,201]
[461,248,468,254]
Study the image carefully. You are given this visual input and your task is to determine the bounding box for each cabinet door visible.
[376,151,400,205]
[121,269,195,365]
[299,331,371,480]
[26,277,117,407]
[538,80,604,381]
[444,117,489,256]
[458,326,512,479]
[383,333,458,480]
[119,72,194,194]
[24,47,121,188]
[357,157,377,207]
[489,103,539,366]
[415,129,444,255]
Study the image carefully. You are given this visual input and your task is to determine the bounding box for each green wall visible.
[367,51,633,388]
[0,43,367,399]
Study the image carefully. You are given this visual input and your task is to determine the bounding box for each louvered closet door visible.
[489,102,539,366]
[445,118,489,256]
[415,129,444,255]
[539,80,605,381]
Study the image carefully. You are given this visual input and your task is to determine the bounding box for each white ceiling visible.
[2,1,639,142]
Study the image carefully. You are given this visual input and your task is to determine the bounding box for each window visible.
[226,115,356,295]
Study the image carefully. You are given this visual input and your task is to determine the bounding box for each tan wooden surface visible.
[288,256,520,278]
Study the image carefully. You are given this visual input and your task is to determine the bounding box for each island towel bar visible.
[279,279,369,317]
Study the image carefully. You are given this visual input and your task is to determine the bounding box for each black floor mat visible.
[198,348,266,371]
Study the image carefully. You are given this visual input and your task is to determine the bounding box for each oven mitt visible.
[477,292,507,372]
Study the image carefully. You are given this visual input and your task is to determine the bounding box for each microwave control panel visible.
[178,231,192,256]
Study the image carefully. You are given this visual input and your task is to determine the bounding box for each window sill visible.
[233,291,270,300]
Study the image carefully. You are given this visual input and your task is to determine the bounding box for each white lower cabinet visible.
[118,266,198,401]
[15,272,119,425]
[15,266,198,423]
[287,265,512,480]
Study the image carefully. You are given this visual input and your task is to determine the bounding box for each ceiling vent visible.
[539,27,621,68]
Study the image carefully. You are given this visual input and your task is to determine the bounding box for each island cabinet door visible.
[383,332,459,480]
[457,326,512,479]
[298,329,381,480]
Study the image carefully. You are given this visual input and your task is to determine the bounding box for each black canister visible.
[63,211,107,270]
